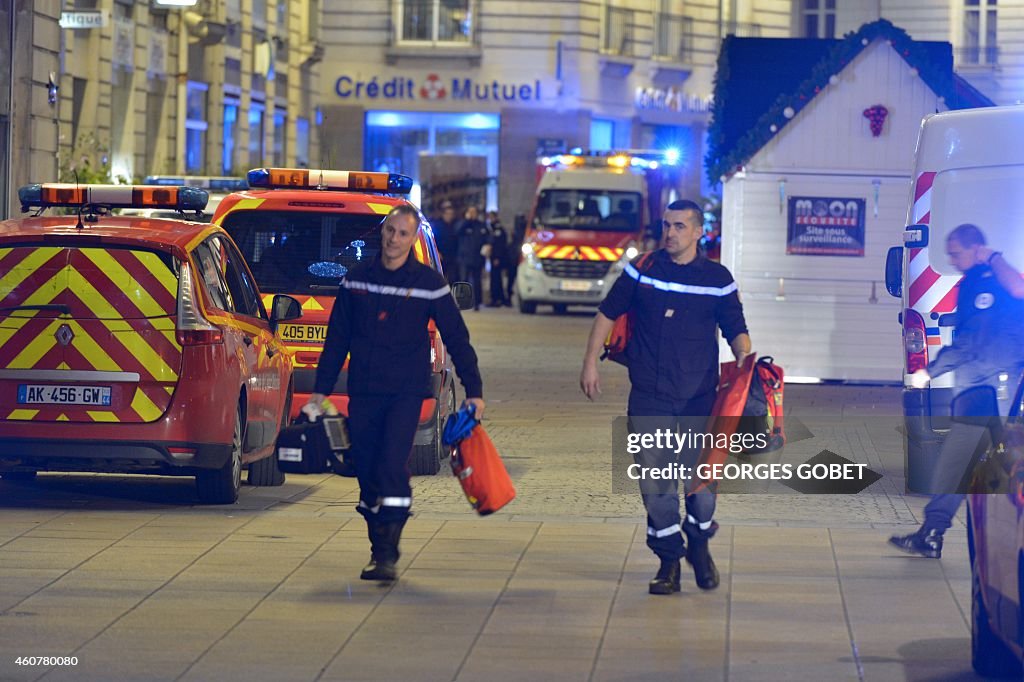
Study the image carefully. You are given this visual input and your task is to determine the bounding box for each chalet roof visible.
[705,19,995,184]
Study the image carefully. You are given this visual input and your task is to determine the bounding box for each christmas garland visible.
[706,19,955,185]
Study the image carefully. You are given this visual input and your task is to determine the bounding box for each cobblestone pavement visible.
[2,305,988,682]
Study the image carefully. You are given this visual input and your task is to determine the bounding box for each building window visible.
[223,98,239,175]
[398,0,473,44]
[307,0,320,41]
[252,0,267,30]
[296,117,310,168]
[590,119,615,151]
[802,0,835,39]
[365,111,499,210]
[273,108,287,166]
[249,101,265,167]
[963,0,998,64]
[185,81,208,174]
[603,4,634,55]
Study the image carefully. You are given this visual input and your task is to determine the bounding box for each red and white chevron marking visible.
[906,171,960,314]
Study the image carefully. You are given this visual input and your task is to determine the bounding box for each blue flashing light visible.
[570,147,583,154]
[664,148,681,165]
[388,173,414,194]
[247,168,271,187]
[177,187,210,211]
[17,184,43,212]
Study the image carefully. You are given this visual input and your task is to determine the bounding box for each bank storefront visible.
[320,65,711,219]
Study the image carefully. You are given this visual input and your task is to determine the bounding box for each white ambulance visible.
[885,105,1024,488]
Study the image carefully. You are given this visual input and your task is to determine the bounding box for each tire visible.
[248,393,288,487]
[410,382,456,476]
[552,303,568,315]
[519,299,537,314]
[1,471,37,481]
[971,553,1022,677]
[196,407,242,504]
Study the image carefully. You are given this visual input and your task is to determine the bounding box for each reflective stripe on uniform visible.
[381,496,412,507]
[624,264,738,297]
[357,500,381,514]
[687,514,713,531]
[647,523,681,538]
[343,280,450,300]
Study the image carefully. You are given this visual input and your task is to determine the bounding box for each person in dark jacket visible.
[307,204,485,582]
[456,206,490,310]
[580,199,751,595]
[890,223,1024,558]
[486,211,510,307]
[506,214,527,303]
[431,200,459,280]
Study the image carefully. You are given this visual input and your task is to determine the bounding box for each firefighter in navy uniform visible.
[307,204,485,582]
[581,199,751,595]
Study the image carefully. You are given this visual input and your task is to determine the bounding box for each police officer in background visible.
[890,223,1024,558]
[307,204,485,582]
[580,199,751,595]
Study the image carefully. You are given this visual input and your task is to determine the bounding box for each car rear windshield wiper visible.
[0,304,72,315]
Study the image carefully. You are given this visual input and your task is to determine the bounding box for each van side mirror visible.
[885,246,903,298]
[269,294,302,332]
[451,282,475,310]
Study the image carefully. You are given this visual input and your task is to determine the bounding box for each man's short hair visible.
[948,223,986,247]
[387,203,421,225]
[665,199,703,221]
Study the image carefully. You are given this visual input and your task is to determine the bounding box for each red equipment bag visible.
[601,252,655,365]
[697,354,758,480]
[450,424,516,515]
[737,356,785,453]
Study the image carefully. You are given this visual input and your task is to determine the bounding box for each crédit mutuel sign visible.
[335,73,543,103]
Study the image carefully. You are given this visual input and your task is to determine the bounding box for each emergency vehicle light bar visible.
[18,184,209,213]
[246,168,414,194]
[143,175,248,192]
[539,149,678,170]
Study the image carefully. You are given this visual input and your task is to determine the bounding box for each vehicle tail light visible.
[176,264,223,346]
[904,308,928,374]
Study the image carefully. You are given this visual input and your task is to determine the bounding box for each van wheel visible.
[411,383,455,476]
[197,408,242,504]
[971,553,1021,677]
[248,395,288,487]
[519,299,537,314]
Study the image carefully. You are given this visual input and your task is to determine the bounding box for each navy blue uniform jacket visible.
[929,263,1024,387]
[599,250,748,402]
[314,255,483,399]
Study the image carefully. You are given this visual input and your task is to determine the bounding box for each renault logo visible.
[572,248,582,260]
[55,324,74,347]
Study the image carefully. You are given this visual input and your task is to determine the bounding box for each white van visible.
[885,105,1024,488]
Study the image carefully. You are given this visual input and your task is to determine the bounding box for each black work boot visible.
[683,520,720,590]
[888,528,943,559]
[648,559,681,595]
[360,519,406,582]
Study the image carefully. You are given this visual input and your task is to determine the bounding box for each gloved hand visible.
[303,393,338,420]
[909,369,930,389]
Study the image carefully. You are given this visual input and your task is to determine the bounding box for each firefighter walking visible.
[307,204,485,582]
[580,199,751,595]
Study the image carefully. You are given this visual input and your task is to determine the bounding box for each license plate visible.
[279,324,328,343]
[278,447,303,463]
[17,384,111,406]
[560,279,593,292]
